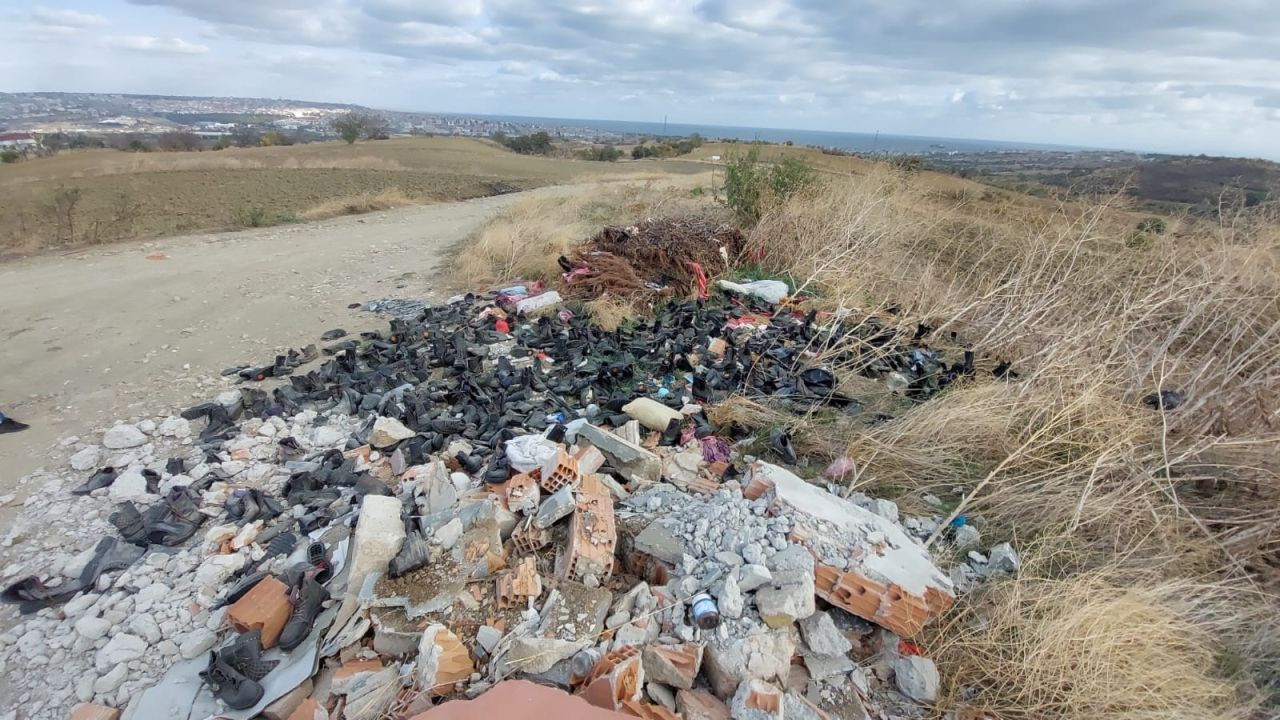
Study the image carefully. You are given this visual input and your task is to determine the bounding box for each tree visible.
[329,112,386,144]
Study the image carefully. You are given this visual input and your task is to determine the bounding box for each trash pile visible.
[0,284,1020,720]
[561,218,745,301]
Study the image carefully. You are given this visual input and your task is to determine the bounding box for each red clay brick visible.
[227,575,292,649]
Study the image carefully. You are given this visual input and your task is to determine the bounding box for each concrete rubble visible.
[0,287,1014,720]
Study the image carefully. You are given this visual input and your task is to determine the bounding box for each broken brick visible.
[424,626,474,697]
[540,447,581,493]
[68,704,120,720]
[579,646,644,711]
[620,700,680,719]
[641,642,703,690]
[227,575,292,648]
[574,445,607,475]
[505,472,540,513]
[511,514,551,554]
[559,477,617,583]
[287,699,329,720]
[676,689,730,720]
[497,555,543,609]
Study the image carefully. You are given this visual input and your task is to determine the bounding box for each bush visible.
[494,131,554,155]
[723,148,816,223]
[329,112,386,144]
[0,150,18,164]
[581,145,623,162]
[234,206,297,228]
[1137,217,1168,234]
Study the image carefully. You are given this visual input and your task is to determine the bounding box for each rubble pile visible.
[0,285,1019,720]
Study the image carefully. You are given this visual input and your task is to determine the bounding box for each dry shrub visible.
[749,169,1280,714]
[934,557,1265,720]
[298,188,418,220]
[454,181,722,289]
[584,294,637,331]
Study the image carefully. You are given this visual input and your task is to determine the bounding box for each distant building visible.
[0,132,38,150]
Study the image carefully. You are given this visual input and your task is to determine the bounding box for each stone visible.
[703,627,796,699]
[755,545,816,628]
[893,655,940,704]
[642,643,703,690]
[475,625,502,654]
[158,416,192,438]
[533,485,576,529]
[103,424,148,449]
[93,664,129,695]
[633,521,688,565]
[717,572,744,619]
[989,542,1020,573]
[179,629,217,660]
[577,423,662,485]
[70,446,102,471]
[647,681,678,711]
[433,518,463,550]
[74,616,112,641]
[108,470,150,501]
[349,495,407,589]
[737,564,772,592]
[96,633,146,671]
[676,689,731,720]
[798,612,851,658]
[369,416,415,448]
[75,676,95,702]
[312,425,347,447]
[953,524,981,551]
[802,652,854,680]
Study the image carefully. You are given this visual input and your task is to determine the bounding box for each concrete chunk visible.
[893,655,940,704]
[798,611,852,658]
[349,495,406,590]
[369,416,415,448]
[534,485,577,529]
[755,545,816,628]
[577,423,661,485]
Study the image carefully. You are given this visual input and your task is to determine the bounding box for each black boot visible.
[278,572,329,651]
[110,502,149,546]
[221,628,279,681]
[200,650,264,710]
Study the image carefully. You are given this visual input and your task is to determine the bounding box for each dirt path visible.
[0,188,566,508]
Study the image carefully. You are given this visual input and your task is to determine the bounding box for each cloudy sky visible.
[3,1,1279,158]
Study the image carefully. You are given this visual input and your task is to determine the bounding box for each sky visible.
[3,1,1279,159]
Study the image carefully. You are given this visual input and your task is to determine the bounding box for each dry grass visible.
[744,167,1280,717]
[298,188,419,221]
[453,178,718,289]
[583,294,638,331]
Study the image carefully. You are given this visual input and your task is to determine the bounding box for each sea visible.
[467,114,1091,155]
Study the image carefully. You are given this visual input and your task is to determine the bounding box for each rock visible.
[737,564,772,592]
[69,446,101,471]
[633,521,688,565]
[798,612,851,658]
[577,423,662,485]
[94,664,129,695]
[716,572,744,619]
[369,416,415,448]
[128,614,162,645]
[96,633,146,671]
[755,545,815,628]
[802,652,855,680]
[703,626,796,698]
[312,425,347,447]
[893,655,940,704]
[179,629,216,660]
[647,681,678,711]
[475,625,502,654]
[103,424,148,449]
[63,592,99,616]
[348,495,407,589]
[433,518,463,550]
[533,485,576,529]
[74,616,112,641]
[158,416,192,438]
[952,524,981,550]
[989,542,1020,573]
[108,470,149,501]
[75,675,95,702]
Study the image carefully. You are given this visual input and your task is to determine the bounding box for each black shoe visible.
[0,416,28,434]
[78,537,144,588]
[770,428,798,465]
[278,573,329,651]
[201,650,264,710]
[110,502,149,546]
[221,628,279,681]
[73,467,117,496]
[660,417,684,446]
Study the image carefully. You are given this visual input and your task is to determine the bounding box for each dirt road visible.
[0,189,563,502]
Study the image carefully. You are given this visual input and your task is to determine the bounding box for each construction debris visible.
[0,272,1008,720]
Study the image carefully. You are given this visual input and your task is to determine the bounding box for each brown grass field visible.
[0,136,707,253]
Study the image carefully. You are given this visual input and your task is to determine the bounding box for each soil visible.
[0,186,590,527]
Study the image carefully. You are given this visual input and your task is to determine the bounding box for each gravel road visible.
[0,188,564,507]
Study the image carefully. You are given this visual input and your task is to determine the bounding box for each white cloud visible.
[31,8,109,29]
[106,35,210,54]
